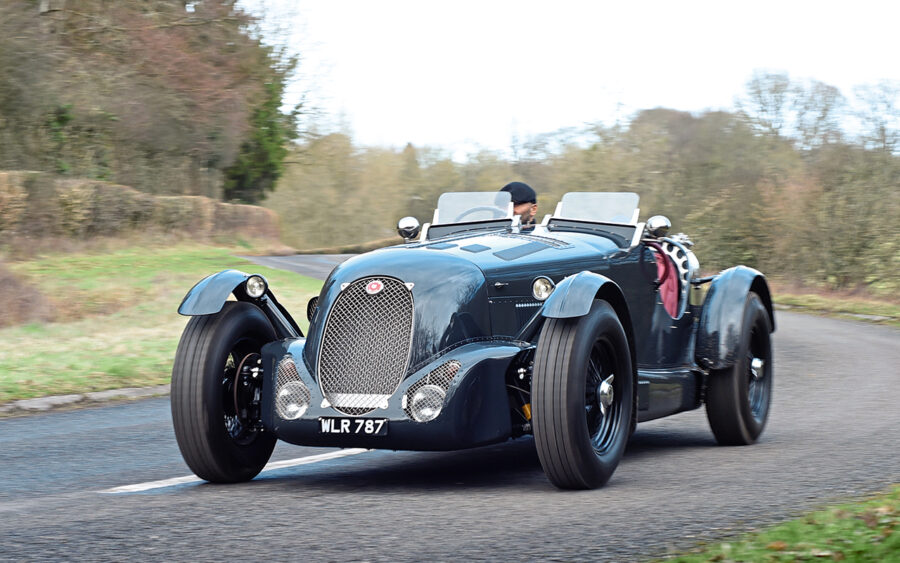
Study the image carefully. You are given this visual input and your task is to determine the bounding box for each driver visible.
[499,181,538,226]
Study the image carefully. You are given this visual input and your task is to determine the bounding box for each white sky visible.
[246,0,900,156]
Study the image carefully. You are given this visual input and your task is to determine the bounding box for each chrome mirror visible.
[646,215,671,238]
[397,216,421,241]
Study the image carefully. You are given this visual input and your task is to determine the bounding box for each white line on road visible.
[100,448,370,494]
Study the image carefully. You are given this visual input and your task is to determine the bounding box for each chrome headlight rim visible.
[532,276,555,301]
[409,384,446,423]
[275,380,310,420]
[245,275,268,299]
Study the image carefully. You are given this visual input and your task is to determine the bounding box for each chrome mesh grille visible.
[318,277,414,416]
[275,357,310,418]
[403,360,460,419]
[277,357,300,385]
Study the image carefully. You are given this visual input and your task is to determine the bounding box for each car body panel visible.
[262,339,523,450]
[303,249,494,374]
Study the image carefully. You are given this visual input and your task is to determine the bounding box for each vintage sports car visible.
[171,191,774,489]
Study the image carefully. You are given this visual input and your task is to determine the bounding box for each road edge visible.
[0,384,171,418]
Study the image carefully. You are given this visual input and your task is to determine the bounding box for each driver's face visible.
[514,202,538,224]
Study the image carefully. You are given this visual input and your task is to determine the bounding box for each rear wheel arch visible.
[697,266,775,370]
[706,291,773,445]
[750,275,775,333]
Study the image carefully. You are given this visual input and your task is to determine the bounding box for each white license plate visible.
[319,417,388,436]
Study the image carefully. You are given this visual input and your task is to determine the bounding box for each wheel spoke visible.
[585,339,620,453]
[588,357,603,385]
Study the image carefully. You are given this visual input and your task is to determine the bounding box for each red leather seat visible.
[650,244,679,318]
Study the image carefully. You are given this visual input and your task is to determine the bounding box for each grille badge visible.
[365,280,384,295]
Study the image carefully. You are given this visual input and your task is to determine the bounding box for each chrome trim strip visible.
[629,222,646,250]
[330,393,392,409]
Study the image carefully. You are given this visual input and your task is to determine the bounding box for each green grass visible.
[662,485,900,562]
[774,292,900,324]
[0,244,322,403]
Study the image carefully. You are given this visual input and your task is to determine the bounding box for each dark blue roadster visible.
[172,191,774,489]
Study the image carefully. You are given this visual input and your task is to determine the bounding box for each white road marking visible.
[100,448,370,494]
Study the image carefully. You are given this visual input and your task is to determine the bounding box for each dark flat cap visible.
[500,181,537,204]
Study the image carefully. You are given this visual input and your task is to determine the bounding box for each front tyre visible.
[532,300,634,489]
[171,302,277,483]
[705,292,773,445]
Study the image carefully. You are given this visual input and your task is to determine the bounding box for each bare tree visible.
[738,71,792,137]
[853,81,900,153]
[792,80,845,150]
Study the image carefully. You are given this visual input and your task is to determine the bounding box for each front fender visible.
[178,269,252,316]
[178,269,303,339]
[536,270,638,405]
[696,266,775,370]
[542,271,618,319]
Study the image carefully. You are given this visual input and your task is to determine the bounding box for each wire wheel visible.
[585,340,621,454]
[533,299,634,489]
[171,302,277,483]
[706,292,773,446]
[222,350,263,446]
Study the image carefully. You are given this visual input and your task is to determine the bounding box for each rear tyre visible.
[532,300,634,489]
[706,292,773,445]
[171,301,277,483]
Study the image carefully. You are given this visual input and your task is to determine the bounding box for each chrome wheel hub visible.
[596,374,615,416]
[750,357,764,380]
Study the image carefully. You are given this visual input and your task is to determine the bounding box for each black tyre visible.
[171,301,277,483]
[532,300,634,489]
[706,292,773,445]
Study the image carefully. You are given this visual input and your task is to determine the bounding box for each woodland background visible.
[1,1,897,296]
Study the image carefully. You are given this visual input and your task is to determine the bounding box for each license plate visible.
[319,417,388,436]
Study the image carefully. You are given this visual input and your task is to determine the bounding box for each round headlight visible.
[532,277,555,301]
[245,275,267,298]
[410,384,446,423]
[275,381,310,420]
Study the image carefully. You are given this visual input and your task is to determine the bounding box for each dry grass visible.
[770,279,900,323]
[0,243,322,403]
[0,261,53,327]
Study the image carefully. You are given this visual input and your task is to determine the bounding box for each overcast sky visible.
[244,0,900,156]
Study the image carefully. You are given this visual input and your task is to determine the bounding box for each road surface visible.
[1,254,898,561]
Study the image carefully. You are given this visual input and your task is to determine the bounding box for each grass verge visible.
[662,485,900,562]
[769,281,899,327]
[0,244,322,403]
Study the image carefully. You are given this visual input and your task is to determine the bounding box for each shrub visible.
[0,172,28,235]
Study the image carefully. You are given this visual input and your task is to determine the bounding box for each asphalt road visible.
[1,255,898,561]
[240,253,354,280]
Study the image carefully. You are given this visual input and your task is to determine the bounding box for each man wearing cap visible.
[500,181,539,226]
